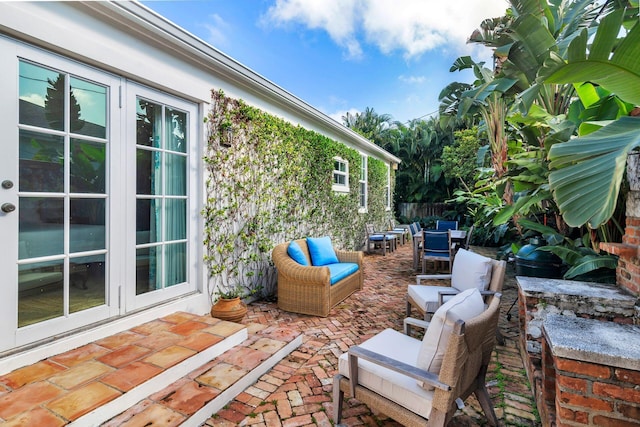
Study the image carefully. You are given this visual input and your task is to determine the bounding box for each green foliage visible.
[203,91,392,301]
[517,219,617,282]
[449,169,516,247]
[441,127,484,188]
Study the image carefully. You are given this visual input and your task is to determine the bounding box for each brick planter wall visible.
[517,277,638,426]
[541,315,640,426]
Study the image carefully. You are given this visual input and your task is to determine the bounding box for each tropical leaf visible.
[549,117,640,228]
[563,255,618,279]
[544,10,640,105]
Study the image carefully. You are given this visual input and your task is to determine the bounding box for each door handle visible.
[1,203,15,213]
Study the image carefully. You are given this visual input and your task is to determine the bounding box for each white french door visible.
[0,38,199,353]
[124,84,198,311]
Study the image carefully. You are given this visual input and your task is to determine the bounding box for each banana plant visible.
[543,8,640,228]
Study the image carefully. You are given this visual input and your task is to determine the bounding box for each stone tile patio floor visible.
[204,243,542,427]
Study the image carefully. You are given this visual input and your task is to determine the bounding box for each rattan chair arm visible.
[335,249,364,265]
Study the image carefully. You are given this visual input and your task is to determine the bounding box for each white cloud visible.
[203,14,231,48]
[20,93,45,107]
[398,75,426,84]
[264,0,507,60]
[327,107,360,124]
[265,0,363,59]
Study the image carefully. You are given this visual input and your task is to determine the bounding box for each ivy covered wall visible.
[203,90,394,301]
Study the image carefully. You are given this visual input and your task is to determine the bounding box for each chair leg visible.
[333,374,345,424]
[474,369,499,426]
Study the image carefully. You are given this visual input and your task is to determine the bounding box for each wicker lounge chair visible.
[272,239,363,317]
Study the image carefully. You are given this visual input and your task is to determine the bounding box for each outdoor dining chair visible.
[420,230,452,274]
[435,220,458,231]
[333,288,502,427]
[365,223,397,256]
[407,248,506,324]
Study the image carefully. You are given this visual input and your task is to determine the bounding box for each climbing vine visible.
[203,90,394,302]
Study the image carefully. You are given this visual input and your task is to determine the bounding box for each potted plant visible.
[210,285,249,323]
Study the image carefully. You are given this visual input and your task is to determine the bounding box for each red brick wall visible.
[545,351,640,426]
[601,216,640,297]
[619,217,640,296]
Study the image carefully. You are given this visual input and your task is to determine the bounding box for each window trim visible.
[332,156,349,193]
[358,154,367,213]
[385,164,391,211]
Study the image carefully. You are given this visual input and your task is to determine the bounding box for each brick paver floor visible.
[204,243,541,426]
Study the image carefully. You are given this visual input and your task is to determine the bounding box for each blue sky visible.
[143,0,508,125]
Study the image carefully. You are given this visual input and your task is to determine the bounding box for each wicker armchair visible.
[272,239,363,317]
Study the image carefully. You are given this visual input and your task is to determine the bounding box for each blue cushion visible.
[327,263,359,285]
[287,241,309,266]
[369,234,396,241]
[307,236,339,266]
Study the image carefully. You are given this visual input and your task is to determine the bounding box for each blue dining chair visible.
[436,220,458,231]
[421,230,452,273]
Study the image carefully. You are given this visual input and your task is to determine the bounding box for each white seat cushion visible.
[407,285,457,314]
[416,288,485,390]
[338,328,434,419]
[451,249,492,292]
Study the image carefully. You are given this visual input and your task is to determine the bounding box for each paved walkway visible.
[204,243,541,426]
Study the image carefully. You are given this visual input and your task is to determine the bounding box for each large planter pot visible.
[515,238,563,279]
[210,297,247,323]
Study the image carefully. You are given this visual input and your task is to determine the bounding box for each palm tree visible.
[342,107,393,149]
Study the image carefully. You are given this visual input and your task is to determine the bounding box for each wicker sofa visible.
[272,238,364,317]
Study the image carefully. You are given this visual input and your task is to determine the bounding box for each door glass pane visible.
[137,199,161,244]
[19,130,64,192]
[137,246,160,295]
[70,139,106,193]
[165,108,186,153]
[70,77,107,138]
[165,242,186,287]
[136,100,162,148]
[165,199,186,241]
[19,61,65,131]
[70,198,105,252]
[135,96,189,296]
[165,153,186,196]
[136,149,161,195]
[18,260,64,327]
[19,197,64,259]
[70,255,105,313]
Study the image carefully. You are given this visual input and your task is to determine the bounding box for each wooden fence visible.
[398,203,449,219]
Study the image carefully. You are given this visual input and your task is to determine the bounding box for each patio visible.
[0,243,540,426]
[204,243,540,426]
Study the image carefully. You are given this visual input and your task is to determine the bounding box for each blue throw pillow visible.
[287,241,309,266]
[307,236,339,266]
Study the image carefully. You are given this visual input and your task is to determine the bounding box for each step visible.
[0,312,302,427]
[101,323,303,427]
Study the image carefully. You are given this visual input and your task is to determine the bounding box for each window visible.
[332,157,349,193]
[359,154,367,212]
[385,164,391,210]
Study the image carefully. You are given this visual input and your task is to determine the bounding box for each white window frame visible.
[358,154,367,213]
[332,156,349,193]
[385,164,391,211]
